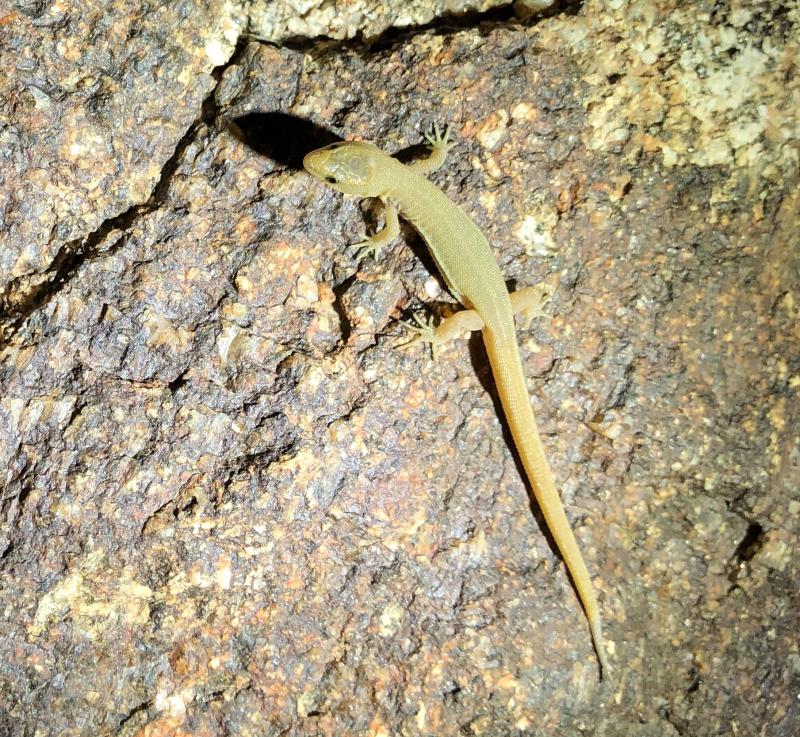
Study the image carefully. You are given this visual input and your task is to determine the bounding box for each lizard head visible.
[303,141,383,197]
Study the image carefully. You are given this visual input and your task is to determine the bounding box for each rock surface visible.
[0,0,244,321]
[248,0,555,44]
[1,1,798,736]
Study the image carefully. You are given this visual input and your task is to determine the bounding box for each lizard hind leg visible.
[397,307,484,361]
[396,282,552,359]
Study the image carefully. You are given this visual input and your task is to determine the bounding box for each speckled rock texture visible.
[248,0,556,44]
[1,1,798,736]
[0,0,244,325]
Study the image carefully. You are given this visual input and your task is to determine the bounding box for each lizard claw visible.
[516,284,553,330]
[349,239,380,261]
[424,122,454,153]
[396,312,441,361]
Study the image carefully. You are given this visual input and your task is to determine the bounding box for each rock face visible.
[1,2,798,736]
[0,1,244,321]
[247,0,556,44]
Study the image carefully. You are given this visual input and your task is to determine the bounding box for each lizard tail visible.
[482,325,610,678]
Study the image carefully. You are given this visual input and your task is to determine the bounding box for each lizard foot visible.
[349,239,380,261]
[514,283,554,331]
[424,122,454,156]
[396,311,442,361]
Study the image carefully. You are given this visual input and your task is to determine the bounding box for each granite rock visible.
[1,1,798,736]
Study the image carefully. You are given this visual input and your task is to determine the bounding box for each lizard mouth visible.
[302,141,374,196]
[304,141,351,182]
[303,148,347,190]
[302,149,329,179]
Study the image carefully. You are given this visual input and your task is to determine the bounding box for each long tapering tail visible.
[482,325,609,676]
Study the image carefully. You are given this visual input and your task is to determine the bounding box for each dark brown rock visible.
[1,2,797,736]
[0,0,244,321]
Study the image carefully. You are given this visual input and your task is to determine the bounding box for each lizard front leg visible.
[352,124,452,259]
[350,197,399,261]
[407,123,455,176]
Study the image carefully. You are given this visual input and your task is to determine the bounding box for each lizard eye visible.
[325,175,338,184]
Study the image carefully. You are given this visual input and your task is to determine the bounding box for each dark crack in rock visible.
[0,0,244,320]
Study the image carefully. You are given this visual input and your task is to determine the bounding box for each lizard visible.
[303,125,610,677]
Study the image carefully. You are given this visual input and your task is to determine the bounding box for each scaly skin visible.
[304,130,609,677]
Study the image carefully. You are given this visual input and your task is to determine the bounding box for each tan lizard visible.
[303,126,609,676]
